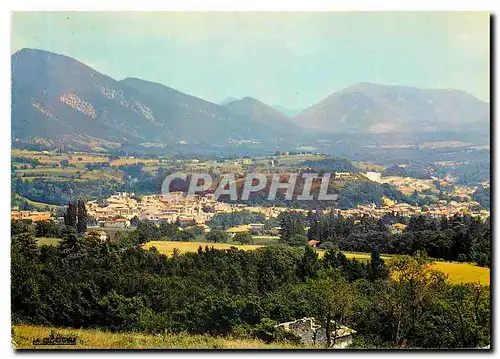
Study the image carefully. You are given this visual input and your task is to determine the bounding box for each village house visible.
[99,218,130,229]
[308,240,320,248]
[11,210,52,223]
[334,172,352,180]
[87,230,108,242]
[365,171,382,183]
[390,223,408,234]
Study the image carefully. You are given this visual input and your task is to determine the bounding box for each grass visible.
[431,261,490,285]
[316,250,392,261]
[12,150,109,166]
[15,167,80,175]
[12,194,60,211]
[251,235,280,245]
[110,158,160,166]
[36,237,61,246]
[12,324,308,349]
[143,241,263,256]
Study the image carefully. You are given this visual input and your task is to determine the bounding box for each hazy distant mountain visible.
[224,97,301,134]
[292,82,490,134]
[272,105,303,118]
[11,48,288,150]
[219,96,239,106]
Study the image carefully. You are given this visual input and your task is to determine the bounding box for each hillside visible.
[272,105,303,118]
[11,49,289,151]
[292,82,490,134]
[224,96,303,135]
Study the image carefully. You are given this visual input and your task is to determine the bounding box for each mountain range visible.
[11,48,490,152]
[292,82,489,134]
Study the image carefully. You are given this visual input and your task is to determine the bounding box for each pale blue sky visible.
[11,12,490,108]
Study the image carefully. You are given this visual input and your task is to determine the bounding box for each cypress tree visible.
[76,199,88,235]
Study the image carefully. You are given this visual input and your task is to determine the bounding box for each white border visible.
[1,2,497,359]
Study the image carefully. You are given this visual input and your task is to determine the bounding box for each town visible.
[12,167,490,235]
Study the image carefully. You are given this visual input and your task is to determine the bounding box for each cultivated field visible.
[12,194,60,211]
[142,241,264,255]
[12,324,308,349]
[432,261,490,285]
[36,238,61,246]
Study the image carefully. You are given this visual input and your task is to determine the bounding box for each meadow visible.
[12,324,308,349]
[36,237,62,246]
[142,240,264,255]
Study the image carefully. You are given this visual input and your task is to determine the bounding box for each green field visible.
[12,324,308,349]
[12,194,60,211]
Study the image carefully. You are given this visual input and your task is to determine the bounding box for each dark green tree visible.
[76,199,88,235]
[297,245,320,280]
[63,200,77,228]
[234,232,254,245]
[278,211,306,243]
[368,249,389,281]
[206,229,229,243]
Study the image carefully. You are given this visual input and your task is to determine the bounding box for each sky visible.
[11,12,490,109]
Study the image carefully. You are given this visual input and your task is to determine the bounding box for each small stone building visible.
[275,317,356,348]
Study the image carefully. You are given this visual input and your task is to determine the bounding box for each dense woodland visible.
[11,207,491,348]
[301,211,491,267]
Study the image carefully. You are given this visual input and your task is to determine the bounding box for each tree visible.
[297,245,320,280]
[306,269,354,347]
[159,221,177,237]
[98,291,145,332]
[206,229,229,243]
[323,248,348,269]
[436,283,490,348]
[136,220,160,243]
[388,251,446,346]
[368,250,389,281]
[234,232,253,245]
[288,234,308,247]
[12,220,33,236]
[278,211,306,243]
[63,200,77,228]
[35,220,63,238]
[76,199,88,235]
[11,232,38,261]
[57,226,80,257]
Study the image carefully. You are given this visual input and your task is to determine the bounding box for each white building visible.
[365,171,382,183]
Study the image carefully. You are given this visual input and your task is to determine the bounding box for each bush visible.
[234,232,253,245]
[288,234,308,247]
[206,229,229,243]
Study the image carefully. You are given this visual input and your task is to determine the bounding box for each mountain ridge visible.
[12,48,292,151]
[292,82,489,134]
[11,48,490,153]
